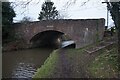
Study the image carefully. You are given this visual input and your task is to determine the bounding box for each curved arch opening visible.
[30,30,76,49]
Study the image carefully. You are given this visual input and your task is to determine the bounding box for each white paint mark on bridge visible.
[46,25,54,28]
[84,28,89,43]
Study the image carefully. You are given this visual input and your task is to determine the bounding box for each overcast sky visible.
[9,0,115,27]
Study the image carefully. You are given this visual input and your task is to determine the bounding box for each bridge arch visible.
[30,30,74,48]
[13,19,105,48]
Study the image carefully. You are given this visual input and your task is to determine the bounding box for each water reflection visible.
[2,48,54,78]
[12,63,36,78]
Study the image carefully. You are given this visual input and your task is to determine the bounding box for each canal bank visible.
[33,36,118,78]
[2,39,31,52]
[2,35,118,78]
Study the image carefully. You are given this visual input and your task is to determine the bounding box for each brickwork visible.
[13,19,105,48]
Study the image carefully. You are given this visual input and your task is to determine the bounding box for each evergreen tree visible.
[2,2,16,41]
[38,1,59,20]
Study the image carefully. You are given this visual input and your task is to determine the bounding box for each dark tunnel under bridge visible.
[30,30,76,49]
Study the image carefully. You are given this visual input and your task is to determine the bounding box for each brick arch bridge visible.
[30,30,66,48]
[13,19,105,48]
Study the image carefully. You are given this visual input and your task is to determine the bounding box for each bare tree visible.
[10,0,91,19]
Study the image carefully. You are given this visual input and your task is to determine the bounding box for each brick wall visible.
[13,18,105,48]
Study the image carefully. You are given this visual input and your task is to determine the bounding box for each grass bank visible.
[33,49,59,78]
[32,44,95,78]
[88,44,118,78]
[33,37,118,78]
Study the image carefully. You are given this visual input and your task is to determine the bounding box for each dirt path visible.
[58,49,74,78]
[50,36,117,78]
[50,49,73,78]
[51,49,89,78]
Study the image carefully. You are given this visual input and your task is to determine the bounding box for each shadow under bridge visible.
[30,30,76,49]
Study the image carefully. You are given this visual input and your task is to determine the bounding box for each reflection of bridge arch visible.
[30,30,75,48]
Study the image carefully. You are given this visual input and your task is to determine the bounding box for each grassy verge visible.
[33,49,59,78]
[33,46,89,78]
[66,42,100,59]
[88,44,118,78]
[66,48,86,59]
[33,37,118,78]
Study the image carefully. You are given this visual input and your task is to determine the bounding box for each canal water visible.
[2,48,54,78]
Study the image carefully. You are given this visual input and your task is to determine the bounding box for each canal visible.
[2,40,75,78]
[2,48,54,78]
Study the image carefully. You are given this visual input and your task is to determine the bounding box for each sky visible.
[9,0,115,28]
